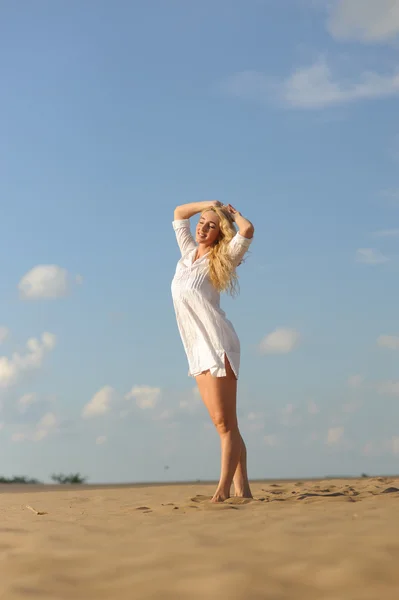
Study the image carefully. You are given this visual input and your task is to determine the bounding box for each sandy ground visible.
[1,477,399,599]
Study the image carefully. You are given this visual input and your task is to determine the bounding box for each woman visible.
[171,200,254,502]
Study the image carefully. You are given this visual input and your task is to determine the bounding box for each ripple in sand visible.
[297,492,346,500]
[190,495,212,503]
[135,506,152,513]
[188,495,240,509]
[225,497,253,505]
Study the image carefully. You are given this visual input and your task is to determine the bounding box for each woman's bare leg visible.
[233,436,253,498]
[196,358,252,502]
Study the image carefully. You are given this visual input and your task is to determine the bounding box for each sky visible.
[1,0,399,484]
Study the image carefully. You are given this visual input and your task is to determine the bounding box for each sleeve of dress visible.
[172,219,197,256]
[227,232,253,266]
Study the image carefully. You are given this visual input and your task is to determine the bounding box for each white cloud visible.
[326,426,344,445]
[355,248,388,265]
[96,435,107,445]
[377,335,399,350]
[365,437,399,456]
[377,380,399,396]
[38,412,56,429]
[223,59,399,110]
[373,228,399,238]
[259,328,300,355]
[0,360,17,387]
[18,265,80,300]
[347,374,364,389]
[125,385,161,410]
[83,386,116,418]
[33,412,57,441]
[0,327,9,344]
[17,392,38,413]
[327,0,399,42]
[12,411,57,442]
[264,434,278,447]
[0,332,56,389]
[390,436,399,455]
[41,332,57,350]
[282,60,399,108]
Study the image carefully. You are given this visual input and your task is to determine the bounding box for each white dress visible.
[171,219,253,378]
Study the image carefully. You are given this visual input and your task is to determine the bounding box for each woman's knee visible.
[212,413,238,435]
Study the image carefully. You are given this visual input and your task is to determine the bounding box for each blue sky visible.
[1,0,399,483]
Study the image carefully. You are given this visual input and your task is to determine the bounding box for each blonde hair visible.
[201,206,240,296]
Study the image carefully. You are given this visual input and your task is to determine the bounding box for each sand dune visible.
[1,477,399,599]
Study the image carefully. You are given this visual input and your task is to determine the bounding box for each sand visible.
[1,477,399,599]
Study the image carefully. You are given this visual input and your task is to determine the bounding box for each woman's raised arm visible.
[174,200,222,220]
[224,204,254,239]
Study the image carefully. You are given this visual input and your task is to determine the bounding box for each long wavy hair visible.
[201,206,241,296]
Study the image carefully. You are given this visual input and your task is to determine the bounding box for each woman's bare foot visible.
[234,487,253,499]
[211,489,230,503]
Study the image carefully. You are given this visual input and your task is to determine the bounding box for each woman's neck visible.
[195,245,210,259]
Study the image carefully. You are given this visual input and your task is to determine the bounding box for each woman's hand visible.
[224,203,241,221]
[207,200,223,209]
[224,204,254,239]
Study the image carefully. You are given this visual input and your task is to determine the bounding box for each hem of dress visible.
[188,351,239,379]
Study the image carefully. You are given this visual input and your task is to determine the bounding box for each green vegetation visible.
[0,473,88,485]
[51,473,88,484]
[0,476,41,484]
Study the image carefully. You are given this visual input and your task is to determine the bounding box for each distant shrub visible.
[0,476,41,484]
[361,473,369,478]
[51,473,88,484]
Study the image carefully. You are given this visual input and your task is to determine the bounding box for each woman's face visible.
[196,211,221,247]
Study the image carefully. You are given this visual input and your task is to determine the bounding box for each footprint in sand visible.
[188,495,230,510]
[296,492,358,503]
[261,489,290,501]
[135,506,152,513]
[382,487,399,494]
[189,495,256,509]
[190,495,213,503]
[225,497,254,505]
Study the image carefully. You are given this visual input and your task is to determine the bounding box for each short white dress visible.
[171,219,253,378]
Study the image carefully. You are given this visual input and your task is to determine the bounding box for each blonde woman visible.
[171,200,254,502]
